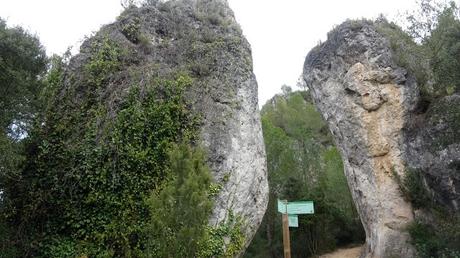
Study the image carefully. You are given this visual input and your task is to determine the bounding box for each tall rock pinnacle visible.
[303,20,417,257]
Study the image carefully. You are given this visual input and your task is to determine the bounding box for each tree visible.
[0,18,47,137]
[0,17,47,201]
[245,90,364,258]
[0,18,47,257]
[405,0,446,41]
[145,143,213,257]
[403,0,460,95]
[0,18,47,200]
[426,2,460,94]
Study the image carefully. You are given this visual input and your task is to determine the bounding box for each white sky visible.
[0,0,418,106]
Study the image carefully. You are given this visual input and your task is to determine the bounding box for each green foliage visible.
[198,212,246,258]
[85,37,123,88]
[145,143,213,258]
[40,54,68,112]
[144,145,244,258]
[0,18,47,133]
[193,0,228,27]
[245,90,364,258]
[393,167,459,257]
[376,20,432,97]
[262,91,326,141]
[425,95,460,151]
[379,1,460,99]
[394,168,432,209]
[0,220,18,258]
[0,131,25,188]
[208,182,224,197]
[409,213,460,258]
[395,165,460,257]
[121,17,141,43]
[3,66,201,256]
[427,3,460,95]
[0,19,47,256]
[39,237,82,258]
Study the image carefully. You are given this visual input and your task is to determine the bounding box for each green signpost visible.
[277,199,315,258]
[278,199,287,213]
[287,201,314,215]
[277,199,314,216]
[288,214,298,227]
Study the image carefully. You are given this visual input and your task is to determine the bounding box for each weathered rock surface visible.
[405,94,460,210]
[303,20,417,258]
[64,0,268,251]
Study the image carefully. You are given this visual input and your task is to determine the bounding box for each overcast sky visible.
[0,0,419,106]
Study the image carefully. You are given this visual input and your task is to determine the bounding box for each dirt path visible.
[318,246,363,258]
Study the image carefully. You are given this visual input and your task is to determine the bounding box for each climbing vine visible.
[198,212,246,258]
[3,34,203,256]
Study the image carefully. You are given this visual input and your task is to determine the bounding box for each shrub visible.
[394,168,433,209]
[427,3,460,95]
[379,1,460,99]
[376,20,432,98]
[121,17,141,43]
[409,213,460,258]
[85,37,123,89]
[198,212,246,258]
[3,72,201,256]
[144,143,213,258]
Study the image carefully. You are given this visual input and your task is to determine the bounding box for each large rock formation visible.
[303,20,418,257]
[61,0,268,252]
[304,18,460,257]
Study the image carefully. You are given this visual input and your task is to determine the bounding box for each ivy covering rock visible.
[0,0,268,257]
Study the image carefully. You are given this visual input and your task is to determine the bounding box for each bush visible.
[409,213,460,258]
[0,220,18,258]
[427,3,460,95]
[376,20,432,98]
[380,1,460,99]
[2,71,201,256]
[144,143,213,258]
[85,37,124,88]
[198,212,246,258]
[393,168,432,209]
[121,17,141,43]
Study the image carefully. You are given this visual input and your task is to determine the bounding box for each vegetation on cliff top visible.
[377,0,460,100]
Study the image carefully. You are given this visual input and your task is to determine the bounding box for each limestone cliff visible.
[303,18,460,257]
[303,20,418,257]
[61,0,268,252]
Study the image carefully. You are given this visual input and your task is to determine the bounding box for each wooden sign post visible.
[278,199,315,258]
[282,207,291,258]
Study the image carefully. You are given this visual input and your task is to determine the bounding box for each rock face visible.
[303,21,417,257]
[65,0,268,251]
[405,94,460,211]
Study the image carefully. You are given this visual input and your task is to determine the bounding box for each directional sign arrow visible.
[286,201,314,214]
[288,214,298,227]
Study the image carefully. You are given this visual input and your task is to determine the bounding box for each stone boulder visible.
[303,20,417,258]
[63,0,268,252]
